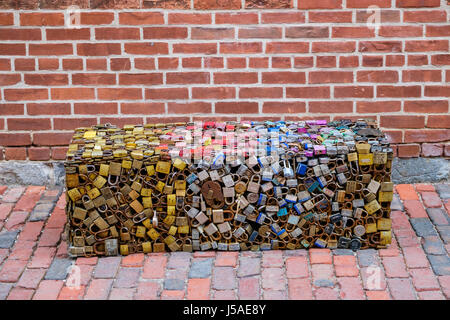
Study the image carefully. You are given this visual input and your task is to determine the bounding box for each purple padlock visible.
[314,145,326,155]
[305,150,314,157]
[297,127,307,133]
[316,120,327,126]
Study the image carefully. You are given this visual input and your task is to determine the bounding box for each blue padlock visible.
[296,163,307,175]
[294,203,304,214]
[277,207,288,217]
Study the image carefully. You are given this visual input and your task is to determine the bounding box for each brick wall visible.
[0,0,448,161]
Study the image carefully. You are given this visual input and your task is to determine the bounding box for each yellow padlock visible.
[142,242,152,253]
[146,165,155,176]
[156,161,171,174]
[135,226,146,238]
[364,199,381,214]
[147,228,160,240]
[87,188,101,199]
[122,160,132,169]
[358,153,373,166]
[99,164,109,176]
[68,188,82,202]
[377,218,391,231]
[347,152,358,162]
[142,197,153,208]
[173,158,187,170]
[167,194,176,206]
[141,188,152,197]
[156,181,165,193]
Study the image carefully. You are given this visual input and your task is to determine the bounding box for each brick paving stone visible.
[435,184,450,199]
[426,208,450,226]
[403,246,430,269]
[212,267,236,290]
[45,210,66,229]
[215,252,238,267]
[188,258,213,279]
[387,278,416,300]
[7,287,34,300]
[17,268,46,289]
[0,230,19,249]
[421,192,442,208]
[135,282,160,300]
[390,194,403,211]
[410,268,440,291]
[0,203,13,221]
[415,184,435,192]
[237,257,260,278]
[193,251,216,258]
[404,200,428,218]
[314,287,339,300]
[1,187,25,203]
[332,249,354,256]
[57,286,85,300]
[212,290,236,300]
[18,221,44,242]
[365,290,390,300]
[37,227,62,247]
[4,211,28,230]
[417,290,445,300]
[379,237,400,257]
[109,288,135,300]
[93,256,121,279]
[143,255,168,279]
[84,279,113,300]
[437,275,450,299]
[396,184,419,201]
[29,202,55,222]
[9,240,35,261]
[309,248,332,264]
[0,259,27,282]
[238,277,259,300]
[76,257,98,265]
[45,258,72,280]
[164,278,185,290]
[161,290,184,300]
[261,267,285,291]
[391,210,412,230]
[427,255,450,276]
[261,250,283,267]
[0,283,13,300]
[288,278,313,300]
[33,280,64,300]
[165,268,188,280]
[187,278,210,300]
[0,248,7,265]
[285,256,308,278]
[357,249,379,268]
[29,246,56,269]
[314,279,335,287]
[436,225,450,243]
[382,256,409,278]
[114,267,141,288]
[311,264,334,283]
[263,289,287,300]
[338,277,365,300]
[422,236,447,255]
[334,256,359,277]
[167,252,191,270]
[68,264,93,286]
[121,253,145,267]
[410,218,438,237]
[360,267,387,290]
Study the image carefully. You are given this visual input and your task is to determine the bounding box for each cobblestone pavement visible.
[0,184,449,300]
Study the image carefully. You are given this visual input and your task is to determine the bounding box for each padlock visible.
[365,217,377,233]
[364,200,381,215]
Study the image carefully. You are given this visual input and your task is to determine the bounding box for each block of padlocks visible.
[64,119,393,257]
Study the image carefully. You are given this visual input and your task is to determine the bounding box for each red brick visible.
[404,100,448,113]
[397,0,440,7]
[58,286,86,300]
[262,267,285,290]
[366,290,391,300]
[0,44,26,55]
[195,0,241,9]
[262,72,306,84]
[404,129,449,143]
[335,86,373,98]
[0,259,27,282]
[220,42,262,54]
[357,101,401,114]
[6,287,33,300]
[76,257,98,266]
[420,192,442,208]
[404,70,441,82]
[239,27,282,39]
[142,255,167,279]
[215,252,238,267]
[17,268,46,289]
[310,101,353,113]
[266,42,309,54]
[347,0,391,7]
[263,102,306,114]
[20,12,64,26]
[121,253,145,268]
[168,13,211,24]
[333,26,374,38]
[8,118,51,131]
[167,72,210,84]
[404,10,447,22]
[119,12,164,25]
[309,11,352,23]
[403,247,430,269]
[5,148,27,161]
[28,147,50,161]
[314,287,339,299]
[187,278,210,300]
[382,256,409,278]
[286,87,330,99]
[404,199,429,218]
[316,56,336,68]
[285,256,308,278]
[38,58,59,70]
[161,290,185,300]
[84,279,113,300]
[77,43,121,56]
[359,41,402,52]
[339,56,359,68]
[4,89,48,101]
[287,278,313,300]
[386,55,405,66]
[38,227,62,247]
[216,13,258,24]
[418,291,445,300]
[135,282,160,300]
[298,0,342,9]
[406,40,449,52]
[262,12,305,23]
[214,72,257,84]
[0,12,14,25]
[81,12,114,25]
[338,277,365,300]
[4,211,28,230]
[387,278,416,300]
[227,57,246,69]
[97,88,142,100]
[86,58,107,70]
[216,102,258,114]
